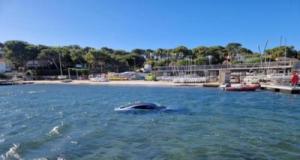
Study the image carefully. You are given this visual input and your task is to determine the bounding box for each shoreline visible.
[26,80,207,87]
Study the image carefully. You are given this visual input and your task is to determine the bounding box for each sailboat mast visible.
[263,40,269,74]
[258,45,262,73]
[284,38,287,75]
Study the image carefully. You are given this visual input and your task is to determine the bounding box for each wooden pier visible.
[260,84,300,94]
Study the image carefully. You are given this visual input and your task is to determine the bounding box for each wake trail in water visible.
[27,90,46,94]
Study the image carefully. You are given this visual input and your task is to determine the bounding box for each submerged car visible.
[114,102,166,112]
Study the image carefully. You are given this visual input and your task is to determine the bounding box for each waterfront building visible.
[0,47,10,73]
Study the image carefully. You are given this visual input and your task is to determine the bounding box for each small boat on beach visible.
[89,75,109,82]
[172,77,206,83]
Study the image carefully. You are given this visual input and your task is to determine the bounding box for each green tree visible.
[205,46,226,64]
[83,47,95,53]
[95,51,112,72]
[145,49,155,59]
[155,48,169,60]
[84,51,95,70]
[25,44,40,69]
[38,48,60,70]
[239,48,253,55]
[194,57,206,65]
[265,46,298,60]
[3,40,31,69]
[225,43,241,56]
[244,54,261,63]
[192,46,208,58]
[26,45,39,60]
[131,48,146,55]
[70,48,85,65]
[101,47,114,54]
[152,59,171,67]
[192,46,207,65]
[123,54,145,70]
[113,50,128,55]
[61,47,74,68]
[172,46,192,59]
[84,50,114,72]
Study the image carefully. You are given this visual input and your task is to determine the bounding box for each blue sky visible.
[0,0,299,52]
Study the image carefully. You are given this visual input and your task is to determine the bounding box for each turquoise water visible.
[0,84,300,160]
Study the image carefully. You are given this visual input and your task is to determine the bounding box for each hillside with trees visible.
[0,40,299,76]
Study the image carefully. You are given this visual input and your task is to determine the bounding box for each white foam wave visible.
[33,157,48,160]
[28,91,37,94]
[57,157,66,160]
[28,90,46,94]
[58,111,64,118]
[49,122,64,136]
[49,126,60,135]
[1,144,22,160]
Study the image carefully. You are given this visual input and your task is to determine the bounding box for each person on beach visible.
[291,71,299,86]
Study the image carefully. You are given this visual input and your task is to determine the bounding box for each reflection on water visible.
[0,84,299,159]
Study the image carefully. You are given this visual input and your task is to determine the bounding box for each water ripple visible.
[0,84,299,159]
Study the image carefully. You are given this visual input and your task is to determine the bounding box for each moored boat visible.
[224,84,260,91]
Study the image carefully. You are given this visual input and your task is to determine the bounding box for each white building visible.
[234,54,245,63]
[0,59,7,73]
[0,48,10,73]
[143,64,152,73]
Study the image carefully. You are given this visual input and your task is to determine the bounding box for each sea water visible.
[0,84,299,159]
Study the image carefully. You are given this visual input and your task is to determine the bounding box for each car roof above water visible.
[122,103,158,109]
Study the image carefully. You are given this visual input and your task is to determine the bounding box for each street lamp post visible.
[207,55,213,65]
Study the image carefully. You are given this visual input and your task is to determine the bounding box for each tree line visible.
[0,40,299,75]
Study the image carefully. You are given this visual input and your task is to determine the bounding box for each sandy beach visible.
[27,80,206,87]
